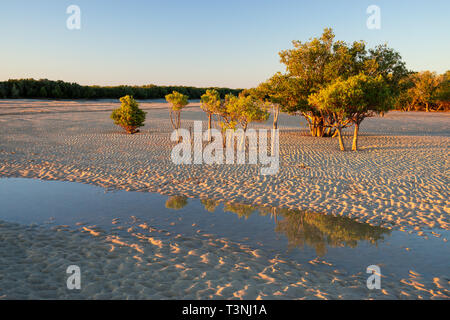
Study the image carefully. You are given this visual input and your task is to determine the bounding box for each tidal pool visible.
[0,178,448,299]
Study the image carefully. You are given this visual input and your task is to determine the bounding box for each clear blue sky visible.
[1,0,449,88]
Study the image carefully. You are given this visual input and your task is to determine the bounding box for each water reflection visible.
[272,208,389,256]
[0,178,447,299]
[197,199,390,256]
[165,196,188,210]
[200,199,219,213]
[0,176,391,257]
[224,203,256,219]
[2,177,448,293]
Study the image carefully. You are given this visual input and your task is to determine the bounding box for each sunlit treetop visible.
[165,91,189,111]
[200,89,221,114]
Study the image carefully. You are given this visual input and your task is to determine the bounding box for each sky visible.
[0,0,449,88]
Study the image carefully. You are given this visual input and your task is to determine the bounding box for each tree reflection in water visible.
[223,203,256,219]
[200,199,220,213]
[272,208,389,256]
[165,195,188,210]
[201,200,390,256]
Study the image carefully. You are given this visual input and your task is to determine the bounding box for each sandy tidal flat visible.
[0,99,449,234]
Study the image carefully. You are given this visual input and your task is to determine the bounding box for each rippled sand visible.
[1,218,448,300]
[0,100,449,234]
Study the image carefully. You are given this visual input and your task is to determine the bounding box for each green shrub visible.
[110,95,146,134]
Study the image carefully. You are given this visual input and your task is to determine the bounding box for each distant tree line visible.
[394,71,449,112]
[0,78,242,100]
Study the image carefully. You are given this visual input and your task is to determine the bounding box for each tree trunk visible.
[222,129,226,148]
[169,110,175,130]
[352,123,359,151]
[316,120,324,137]
[239,133,245,151]
[273,105,279,130]
[311,117,318,137]
[208,113,212,142]
[336,127,345,151]
[309,115,327,137]
[177,112,182,143]
[312,117,320,137]
[239,125,247,151]
[270,128,277,155]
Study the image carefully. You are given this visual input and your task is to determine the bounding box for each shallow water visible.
[0,178,448,299]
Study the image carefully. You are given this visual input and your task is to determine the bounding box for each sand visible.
[0,218,448,300]
[0,99,449,300]
[0,99,449,236]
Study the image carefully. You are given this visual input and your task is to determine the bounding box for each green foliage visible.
[393,71,449,111]
[366,44,410,96]
[200,89,221,115]
[165,91,189,134]
[11,84,20,98]
[51,85,63,98]
[110,95,146,134]
[359,75,393,115]
[309,74,391,116]
[278,28,370,111]
[216,94,239,131]
[274,28,409,137]
[200,89,222,140]
[408,71,443,111]
[252,72,305,114]
[0,84,6,98]
[435,71,450,111]
[165,91,189,111]
[394,76,416,111]
[308,73,391,150]
[218,94,269,131]
[231,95,269,130]
[279,29,406,99]
[39,86,47,98]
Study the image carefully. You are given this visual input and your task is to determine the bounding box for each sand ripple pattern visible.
[0,102,449,233]
[0,219,448,300]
